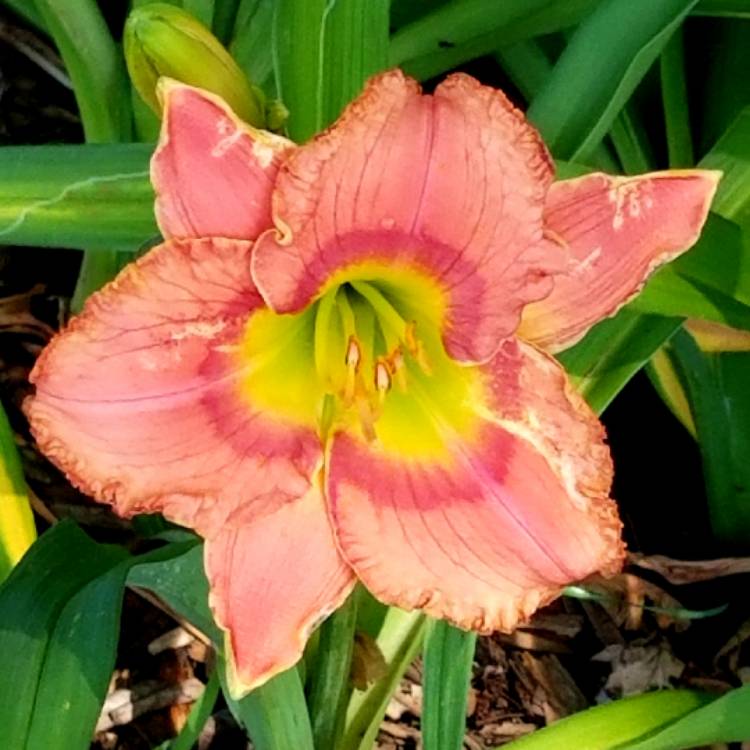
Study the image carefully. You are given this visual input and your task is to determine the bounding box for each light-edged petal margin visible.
[252,69,565,364]
[152,79,293,241]
[25,237,321,535]
[206,484,355,695]
[519,170,721,353]
[326,337,623,632]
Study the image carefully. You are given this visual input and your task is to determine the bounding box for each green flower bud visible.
[124,3,266,127]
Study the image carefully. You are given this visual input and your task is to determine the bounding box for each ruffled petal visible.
[519,170,720,353]
[26,238,320,533]
[206,485,355,696]
[152,79,293,241]
[252,70,563,363]
[326,338,623,632]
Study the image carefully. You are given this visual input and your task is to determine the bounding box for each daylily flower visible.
[26,71,718,696]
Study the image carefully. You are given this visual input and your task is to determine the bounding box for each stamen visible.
[344,336,361,402]
[374,357,392,402]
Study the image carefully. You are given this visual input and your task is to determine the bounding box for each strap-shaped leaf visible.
[528,0,698,161]
[0,521,194,750]
[498,690,712,749]
[0,144,155,252]
[272,0,389,142]
[0,404,35,582]
[422,621,476,750]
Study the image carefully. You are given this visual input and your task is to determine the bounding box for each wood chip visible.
[510,652,587,723]
[148,626,195,655]
[630,552,750,584]
[95,678,204,732]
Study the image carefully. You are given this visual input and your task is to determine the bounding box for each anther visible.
[345,336,361,370]
[374,358,392,402]
[344,336,361,403]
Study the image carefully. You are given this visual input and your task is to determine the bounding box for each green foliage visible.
[0,521,195,750]
[422,621,476,750]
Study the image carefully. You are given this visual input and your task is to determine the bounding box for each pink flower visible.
[26,71,718,696]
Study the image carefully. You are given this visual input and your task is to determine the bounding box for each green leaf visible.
[161,667,220,750]
[33,0,131,143]
[422,621,476,750]
[498,690,713,750]
[696,18,750,155]
[665,331,750,543]
[184,0,215,26]
[222,664,315,750]
[622,684,750,749]
[213,0,241,41]
[701,106,750,231]
[558,310,683,414]
[0,402,36,582]
[660,27,694,167]
[0,521,127,750]
[127,541,219,642]
[318,0,389,128]
[393,0,600,81]
[528,0,698,161]
[33,0,136,307]
[0,144,156,252]
[0,522,192,750]
[633,214,750,328]
[273,0,389,142]
[341,609,426,750]
[1,0,46,29]
[230,0,276,92]
[307,593,358,750]
[694,0,750,19]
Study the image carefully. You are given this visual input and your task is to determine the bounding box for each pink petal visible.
[519,170,720,353]
[252,70,564,363]
[152,80,293,241]
[25,238,320,533]
[326,338,623,632]
[206,486,355,696]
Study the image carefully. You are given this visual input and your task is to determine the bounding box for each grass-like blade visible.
[666,330,750,543]
[622,684,750,750]
[498,690,713,749]
[422,620,476,750]
[157,668,220,750]
[318,0,389,128]
[701,106,750,231]
[307,593,358,750]
[230,0,275,92]
[0,522,193,750]
[660,27,694,167]
[528,0,698,161]
[341,609,426,750]
[394,0,599,81]
[222,665,315,750]
[1,0,46,29]
[0,144,155,252]
[0,402,36,583]
[273,0,388,142]
[558,310,683,414]
[32,0,131,143]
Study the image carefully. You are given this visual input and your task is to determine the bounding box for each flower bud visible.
[124,3,266,127]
